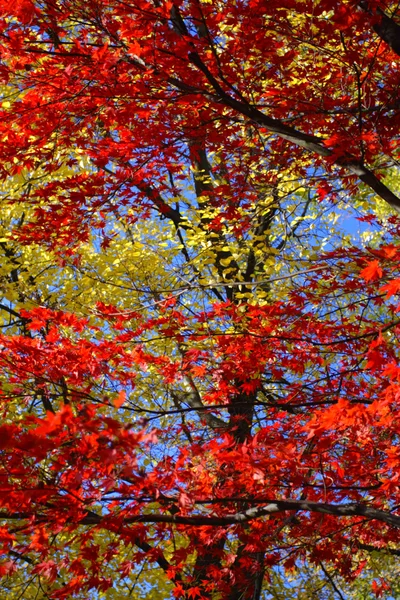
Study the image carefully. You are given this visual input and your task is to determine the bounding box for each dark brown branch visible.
[319,561,346,600]
[132,536,173,574]
[25,12,400,211]
[359,2,400,56]
[2,499,400,528]
[135,182,184,229]
[187,51,400,212]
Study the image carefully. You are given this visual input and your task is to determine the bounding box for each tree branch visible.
[3,499,400,528]
[359,2,400,56]
[187,51,400,212]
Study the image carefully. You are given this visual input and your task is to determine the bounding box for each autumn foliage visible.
[0,0,400,598]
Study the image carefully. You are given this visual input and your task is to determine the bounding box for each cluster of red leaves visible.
[0,233,396,595]
[0,0,399,245]
[1,0,400,598]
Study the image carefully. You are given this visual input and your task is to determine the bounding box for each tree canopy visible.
[0,0,400,598]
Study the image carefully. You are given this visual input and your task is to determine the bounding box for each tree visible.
[0,0,400,598]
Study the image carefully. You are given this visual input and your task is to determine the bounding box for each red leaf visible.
[380,278,400,298]
[32,560,58,582]
[360,260,383,282]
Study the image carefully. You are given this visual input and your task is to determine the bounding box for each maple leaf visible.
[173,583,186,598]
[178,492,193,512]
[32,560,58,582]
[360,260,383,282]
[187,586,203,598]
[240,379,261,394]
[113,390,126,408]
[380,278,400,298]
[372,578,391,598]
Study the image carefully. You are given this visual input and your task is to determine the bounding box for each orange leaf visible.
[360,260,382,282]
[114,390,126,408]
[380,278,400,298]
